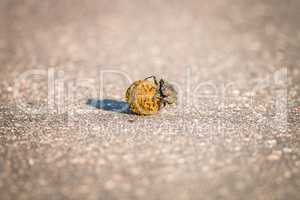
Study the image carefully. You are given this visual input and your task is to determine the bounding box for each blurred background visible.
[0,0,299,200]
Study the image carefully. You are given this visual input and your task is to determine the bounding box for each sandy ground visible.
[0,0,300,199]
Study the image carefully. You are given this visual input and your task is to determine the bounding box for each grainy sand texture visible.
[0,0,299,200]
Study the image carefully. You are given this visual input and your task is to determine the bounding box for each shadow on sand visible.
[86,99,130,114]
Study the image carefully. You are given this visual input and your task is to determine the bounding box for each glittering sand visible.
[0,0,300,199]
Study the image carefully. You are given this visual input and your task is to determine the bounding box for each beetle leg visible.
[144,76,158,86]
[159,100,167,109]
